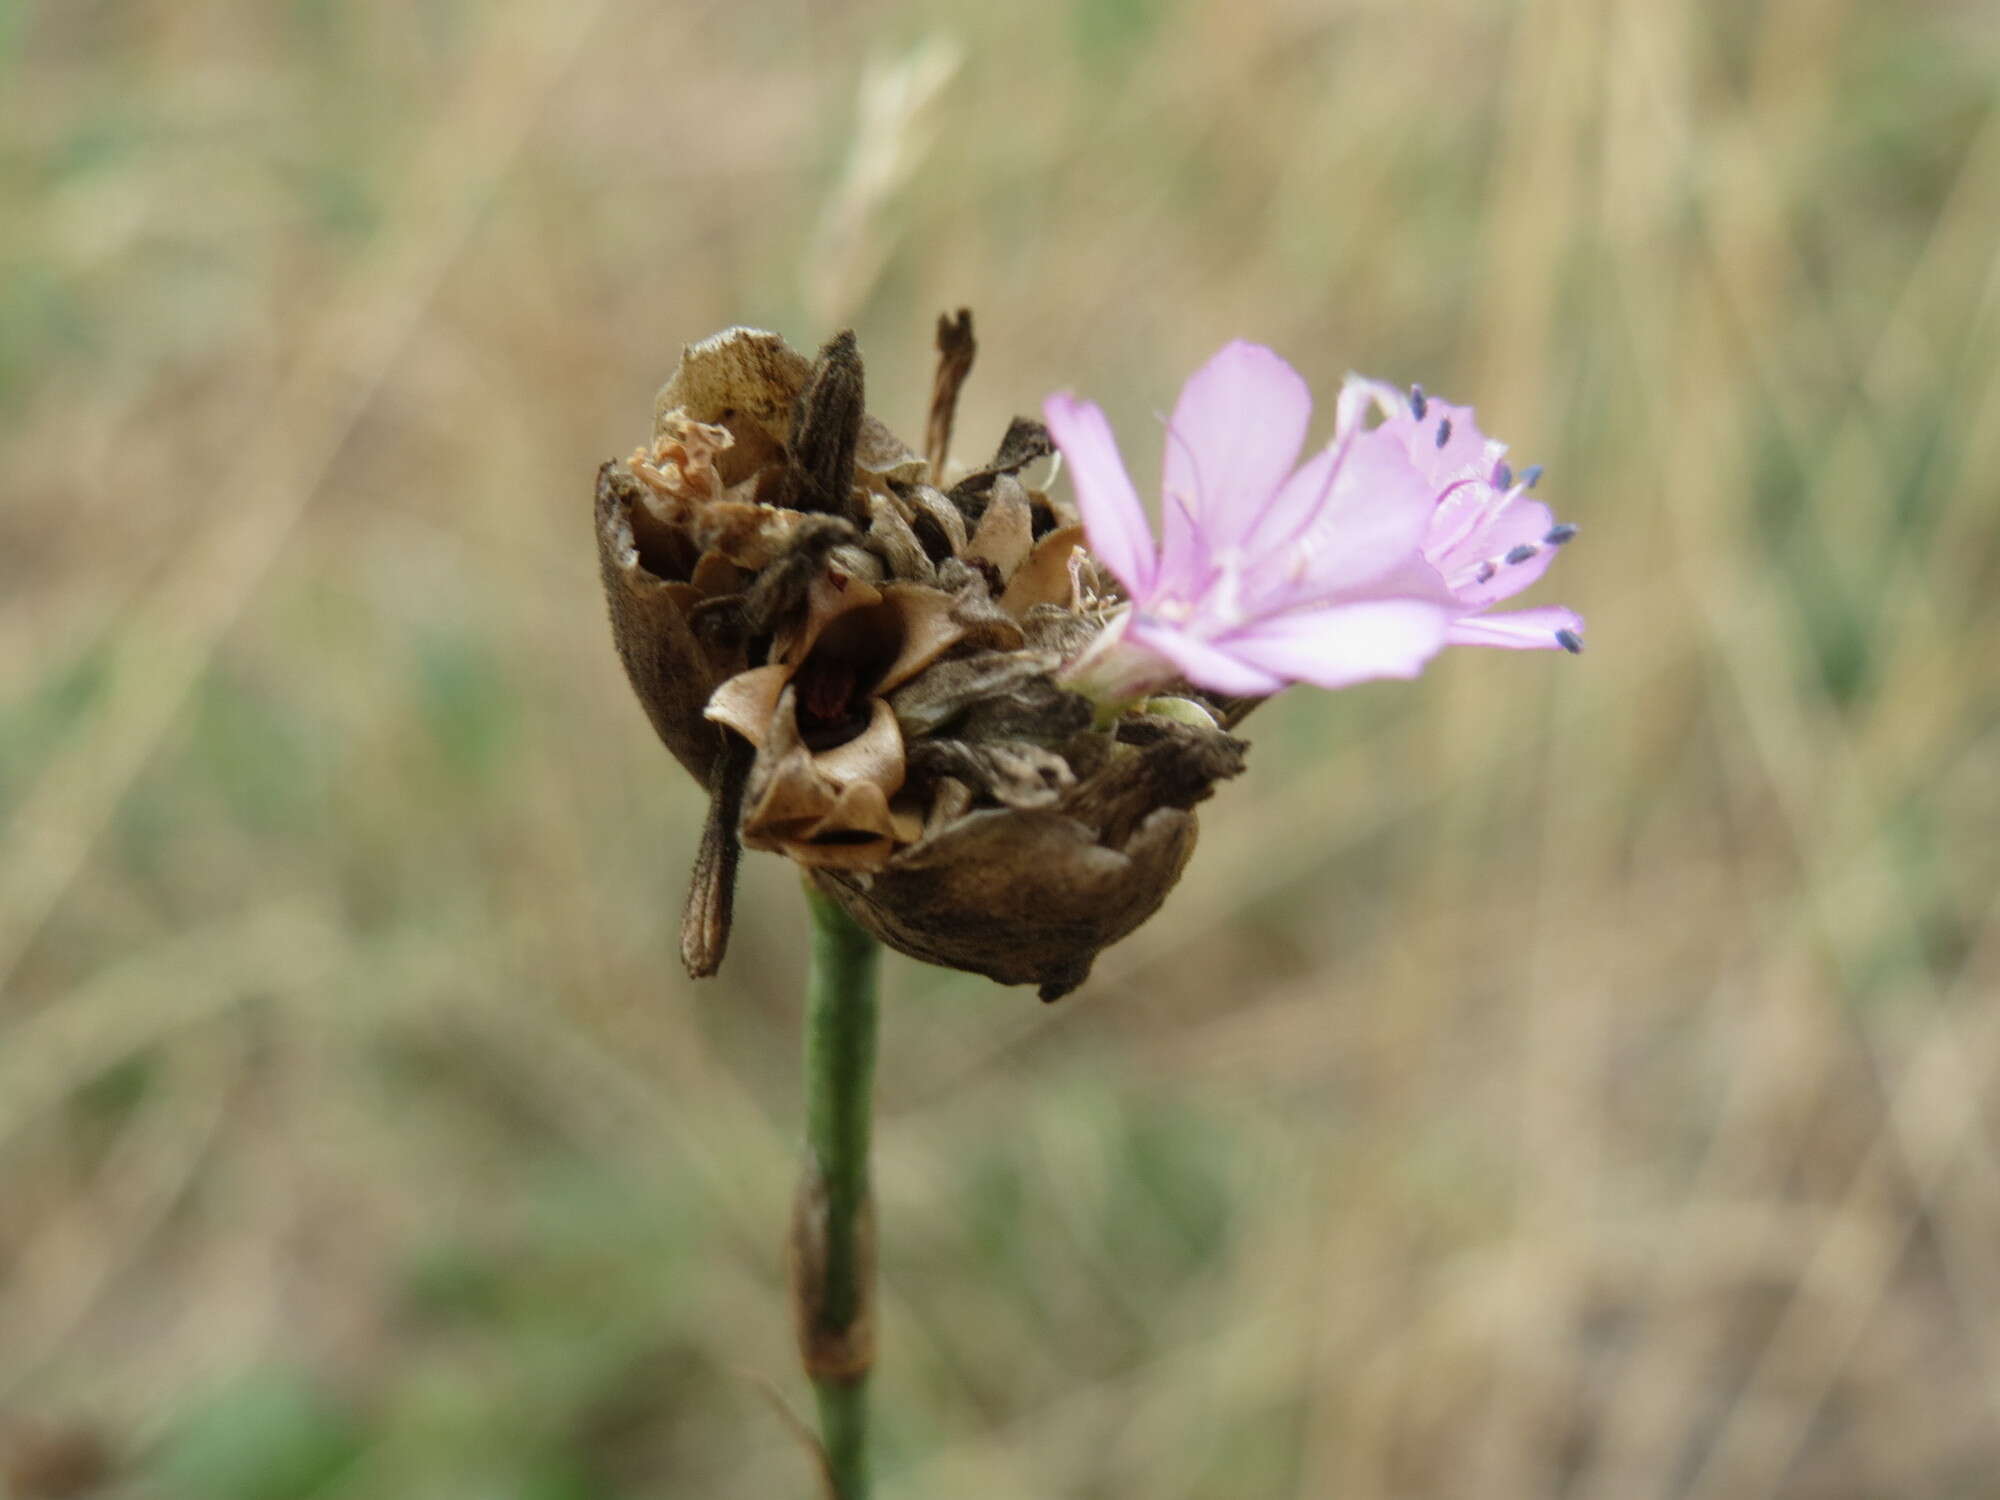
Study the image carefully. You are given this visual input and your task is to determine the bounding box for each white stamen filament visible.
[1429,476,1526,562]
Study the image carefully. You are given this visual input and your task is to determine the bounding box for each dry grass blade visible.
[802,35,964,329]
[0,0,613,996]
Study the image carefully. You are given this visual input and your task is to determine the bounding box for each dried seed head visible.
[599,321,1247,995]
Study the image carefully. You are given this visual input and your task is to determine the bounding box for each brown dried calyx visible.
[706,576,965,870]
[596,317,1247,997]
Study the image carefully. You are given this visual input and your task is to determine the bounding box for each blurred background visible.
[3,0,1998,1496]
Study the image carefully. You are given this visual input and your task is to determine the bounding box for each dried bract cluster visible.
[596,321,1244,998]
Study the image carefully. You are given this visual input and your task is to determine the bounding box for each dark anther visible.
[1520,464,1543,488]
[1544,523,1577,546]
[1504,543,1538,565]
[1555,628,1584,654]
[1435,417,1452,449]
[1475,561,1498,583]
[1409,384,1428,420]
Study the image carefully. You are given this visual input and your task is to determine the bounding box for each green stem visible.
[798,881,881,1499]
[815,1380,869,1500]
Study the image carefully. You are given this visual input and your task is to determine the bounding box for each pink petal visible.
[1381,393,1490,491]
[1428,495,1558,608]
[1428,487,1551,566]
[1158,341,1312,587]
[1242,438,1341,557]
[1126,618,1287,697]
[1043,393,1157,597]
[1245,427,1438,609]
[1221,600,1450,689]
[1445,605,1584,651]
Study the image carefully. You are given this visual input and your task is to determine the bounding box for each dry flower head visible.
[596,318,1246,997]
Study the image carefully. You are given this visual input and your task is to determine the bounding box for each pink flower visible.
[1043,341,1582,702]
[1347,378,1586,656]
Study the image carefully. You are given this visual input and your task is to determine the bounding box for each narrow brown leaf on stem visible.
[679,743,750,978]
[926,308,976,478]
